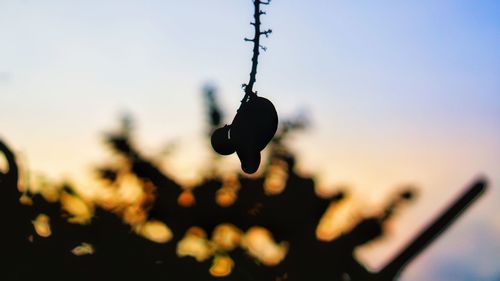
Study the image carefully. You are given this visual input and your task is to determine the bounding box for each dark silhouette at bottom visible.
[0,134,487,280]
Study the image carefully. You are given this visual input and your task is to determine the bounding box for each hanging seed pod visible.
[231,96,277,173]
[210,0,277,174]
[211,125,236,155]
[237,147,261,174]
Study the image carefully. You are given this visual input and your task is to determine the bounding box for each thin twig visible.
[241,0,272,104]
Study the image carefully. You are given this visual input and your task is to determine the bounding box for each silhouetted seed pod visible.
[237,148,261,174]
[230,96,277,173]
[232,97,278,151]
[211,125,236,155]
[211,96,277,174]
[252,97,278,150]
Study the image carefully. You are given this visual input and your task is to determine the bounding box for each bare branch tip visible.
[261,29,272,37]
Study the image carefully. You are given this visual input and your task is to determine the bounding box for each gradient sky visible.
[1,1,499,280]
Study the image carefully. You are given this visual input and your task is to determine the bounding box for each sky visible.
[1,1,499,280]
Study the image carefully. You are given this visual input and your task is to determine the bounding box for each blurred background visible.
[0,1,499,280]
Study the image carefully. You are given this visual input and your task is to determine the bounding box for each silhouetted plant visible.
[211,0,278,174]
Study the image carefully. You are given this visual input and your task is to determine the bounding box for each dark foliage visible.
[0,91,487,280]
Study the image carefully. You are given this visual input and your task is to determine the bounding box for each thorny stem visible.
[241,0,272,105]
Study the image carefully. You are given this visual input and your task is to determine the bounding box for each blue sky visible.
[1,1,499,280]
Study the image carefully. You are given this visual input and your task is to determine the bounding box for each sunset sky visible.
[1,1,499,280]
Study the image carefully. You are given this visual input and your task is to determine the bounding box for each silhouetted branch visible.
[375,179,487,280]
[0,139,18,187]
[261,29,272,37]
[241,0,271,103]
